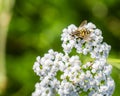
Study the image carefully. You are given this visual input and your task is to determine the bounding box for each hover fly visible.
[71,20,91,40]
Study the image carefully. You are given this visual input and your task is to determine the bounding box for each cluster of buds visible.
[32,21,115,96]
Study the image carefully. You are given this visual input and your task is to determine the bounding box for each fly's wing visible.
[84,34,91,41]
[77,20,87,31]
[79,20,87,27]
[71,30,80,36]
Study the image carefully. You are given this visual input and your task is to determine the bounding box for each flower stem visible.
[0,0,14,94]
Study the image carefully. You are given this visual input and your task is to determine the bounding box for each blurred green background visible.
[0,0,120,96]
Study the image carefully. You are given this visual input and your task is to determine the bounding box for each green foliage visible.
[55,70,64,82]
[3,0,120,95]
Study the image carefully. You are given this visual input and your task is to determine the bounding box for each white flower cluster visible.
[32,21,115,96]
[61,23,111,59]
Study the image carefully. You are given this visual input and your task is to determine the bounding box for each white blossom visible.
[32,21,115,96]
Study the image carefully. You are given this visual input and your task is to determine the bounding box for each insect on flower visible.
[71,20,92,41]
